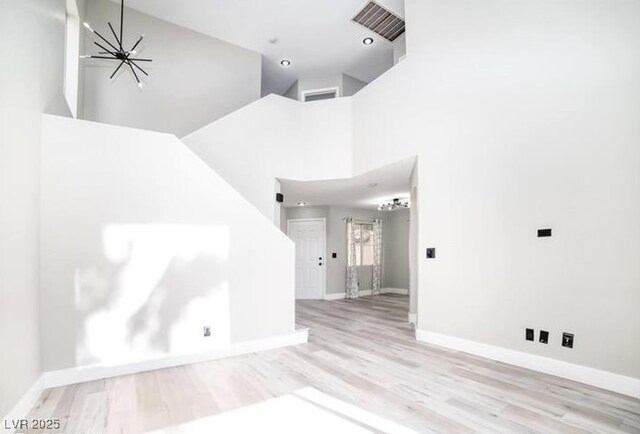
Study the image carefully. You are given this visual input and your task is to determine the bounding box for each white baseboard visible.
[416,330,640,399]
[2,376,44,432]
[407,313,417,324]
[323,288,409,300]
[381,287,409,295]
[41,329,308,390]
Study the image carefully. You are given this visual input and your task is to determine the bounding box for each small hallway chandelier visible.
[379,198,410,211]
[81,0,152,87]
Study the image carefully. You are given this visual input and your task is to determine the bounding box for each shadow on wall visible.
[74,224,231,367]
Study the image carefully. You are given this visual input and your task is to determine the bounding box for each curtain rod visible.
[342,217,382,223]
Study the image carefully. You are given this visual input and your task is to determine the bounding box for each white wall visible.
[342,74,368,97]
[82,0,261,137]
[0,0,71,419]
[39,115,295,371]
[184,95,353,224]
[353,0,640,379]
[285,206,331,229]
[393,33,407,65]
[283,81,299,101]
[283,74,368,101]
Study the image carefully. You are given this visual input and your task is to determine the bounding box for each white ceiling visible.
[114,0,405,95]
[280,157,415,209]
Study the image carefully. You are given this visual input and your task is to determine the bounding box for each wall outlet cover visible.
[562,332,574,348]
[539,330,549,344]
[526,328,534,341]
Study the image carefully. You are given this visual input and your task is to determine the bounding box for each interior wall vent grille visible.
[352,1,405,42]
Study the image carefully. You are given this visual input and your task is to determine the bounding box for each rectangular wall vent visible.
[352,1,405,42]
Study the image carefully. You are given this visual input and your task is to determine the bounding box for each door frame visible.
[287,218,327,300]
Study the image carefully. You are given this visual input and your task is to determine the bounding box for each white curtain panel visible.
[346,218,359,299]
[372,219,383,296]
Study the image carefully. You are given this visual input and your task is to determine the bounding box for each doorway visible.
[280,157,415,310]
[287,218,326,299]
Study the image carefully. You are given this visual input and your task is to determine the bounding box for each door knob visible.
[319,262,323,266]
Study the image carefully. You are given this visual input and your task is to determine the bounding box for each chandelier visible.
[379,198,410,211]
[81,0,152,87]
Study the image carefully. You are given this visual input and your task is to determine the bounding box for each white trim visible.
[416,330,640,399]
[63,0,80,119]
[2,376,44,431]
[41,330,308,389]
[2,330,308,426]
[381,287,409,295]
[301,86,340,102]
[407,313,417,325]
[322,289,409,300]
[287,218,327,300]
[324,292,345,300]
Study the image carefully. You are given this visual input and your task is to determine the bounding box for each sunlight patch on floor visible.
[145,388,418,434]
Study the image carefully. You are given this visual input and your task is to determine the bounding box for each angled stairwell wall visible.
[183,94,354,223]
[39,115,300,379]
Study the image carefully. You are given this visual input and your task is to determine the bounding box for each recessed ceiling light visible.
[268,37,278,44]
[297,201,307,206]
[368,182,378,188]
[280,59,291,67]
[363,37,374,45]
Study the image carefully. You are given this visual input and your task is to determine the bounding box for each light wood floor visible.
[24,295,640,433]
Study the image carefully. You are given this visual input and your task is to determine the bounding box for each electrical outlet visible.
[539,330,549,344]
[526,328,534,341]
[332,253,337,258]
[426,248,436,259]
[562,332,574,348]
[203,326,211,337]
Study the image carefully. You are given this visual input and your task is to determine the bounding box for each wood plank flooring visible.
[23,295,640,433]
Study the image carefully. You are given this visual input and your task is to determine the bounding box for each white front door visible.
[288,219,325,300]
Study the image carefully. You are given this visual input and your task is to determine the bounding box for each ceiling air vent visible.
[352,1,405,42]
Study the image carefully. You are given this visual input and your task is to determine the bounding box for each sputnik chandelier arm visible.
[379,198,410,211]
[80,0,152,87]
